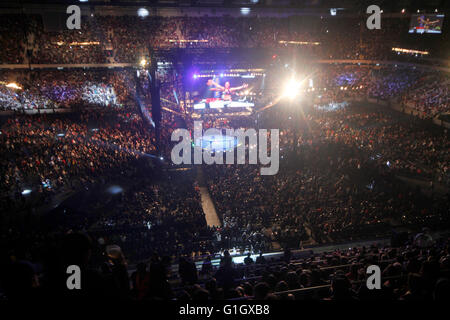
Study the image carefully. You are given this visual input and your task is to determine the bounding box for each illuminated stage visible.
[194,133,239,152]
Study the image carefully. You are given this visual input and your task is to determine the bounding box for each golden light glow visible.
[1,82,22,90]
[279,40,320,46]
[392,47,429,55]
[54,41,100,46]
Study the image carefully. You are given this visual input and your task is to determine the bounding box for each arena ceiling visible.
[1,0,448,12]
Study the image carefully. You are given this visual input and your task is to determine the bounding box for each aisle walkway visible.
[199,187,221,227]
[196,166,221,227]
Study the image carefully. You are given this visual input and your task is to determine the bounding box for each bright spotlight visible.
[22,189,32,195]
[137,8,149,18]
[140,58,147,67]
[283,79,301,99]
[6,82,22,90]
[241,7,251,15]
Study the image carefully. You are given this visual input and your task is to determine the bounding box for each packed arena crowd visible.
[0,14,448,65]
[0,7,449,302]
[204,103,449,245]
[0,69,135,110]
[1,96,449,290]
[0,63,449,261]
[0,108,157,210]
[2,230,449,301]
[1,64,449,117]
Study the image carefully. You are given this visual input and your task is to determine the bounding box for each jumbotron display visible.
[409,14,445,34]
[191,72,264,110]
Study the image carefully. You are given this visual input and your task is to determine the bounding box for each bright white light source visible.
[6,82,22,90]
[140,58,147,67]
[22,189,32,195]
[138,8,149,18]
[241,8,251,15]
[330,8,337,16]
[283,79,302,99]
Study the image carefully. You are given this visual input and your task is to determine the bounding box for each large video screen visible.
[409,14,444,34]
[191,75,262,110]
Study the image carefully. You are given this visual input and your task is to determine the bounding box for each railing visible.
[167,256,397,294]
[228,274,405,300]
[231,258,396,283]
